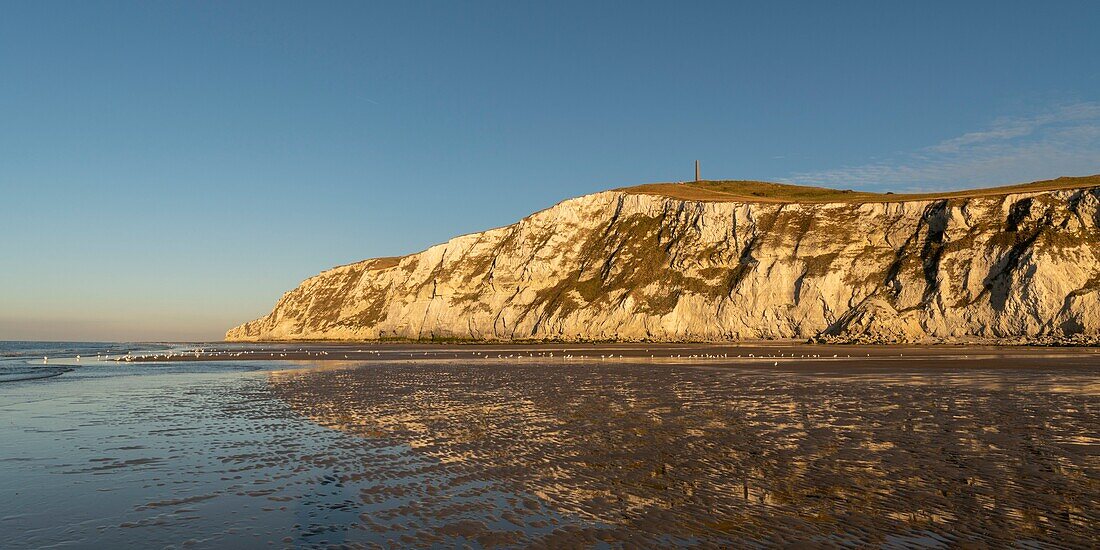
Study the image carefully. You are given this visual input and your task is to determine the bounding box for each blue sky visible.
[2,1,1099,341]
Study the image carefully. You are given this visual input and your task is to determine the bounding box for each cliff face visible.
[227,180,1100,343]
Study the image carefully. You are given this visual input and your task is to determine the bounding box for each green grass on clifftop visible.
[618,175,1100,204]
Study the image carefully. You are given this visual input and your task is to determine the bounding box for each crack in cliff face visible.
[970,198,1054,314]
[415,246,451,340]
[726,205,785,298]
[987,202,1047,313]
[227,184,1100,343]
[917,201,949,310]
[726,236,759,298]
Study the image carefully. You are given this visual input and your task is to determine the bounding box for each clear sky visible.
[2,1,1099,341]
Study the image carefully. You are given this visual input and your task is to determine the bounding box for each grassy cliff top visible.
[618,175,1100,204]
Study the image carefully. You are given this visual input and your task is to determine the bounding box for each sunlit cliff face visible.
[230,180,1100,344]
[268,361,1097,546]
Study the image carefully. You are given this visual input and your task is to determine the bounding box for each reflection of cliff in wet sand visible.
[230,175,1100,344]
[268,354,1098,546]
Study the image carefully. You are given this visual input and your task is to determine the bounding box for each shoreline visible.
[223,334,1100,347]
[114,341,1100,374]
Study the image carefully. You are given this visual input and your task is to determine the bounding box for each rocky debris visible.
[1006,334,1100,347]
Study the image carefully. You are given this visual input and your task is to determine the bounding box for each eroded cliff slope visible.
[227,176,1100,343]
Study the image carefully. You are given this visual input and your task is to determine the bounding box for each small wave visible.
[0,367,72,383]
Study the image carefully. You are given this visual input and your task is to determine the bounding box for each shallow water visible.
[0,343,1097,548]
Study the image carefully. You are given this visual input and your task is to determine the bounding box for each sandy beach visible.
[1,343,1096,547]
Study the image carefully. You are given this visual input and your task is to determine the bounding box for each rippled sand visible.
[270,359,1098,547]
[1,348,1097,548]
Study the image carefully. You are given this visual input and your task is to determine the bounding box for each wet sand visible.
[2,344,1097,547]
[267,354,1099,547]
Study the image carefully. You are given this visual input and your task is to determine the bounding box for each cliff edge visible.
[227,175,1100,343]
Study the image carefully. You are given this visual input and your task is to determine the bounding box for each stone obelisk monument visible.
[694,160,700,182]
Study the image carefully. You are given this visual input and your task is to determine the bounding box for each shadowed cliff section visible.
[227,175,1100,343]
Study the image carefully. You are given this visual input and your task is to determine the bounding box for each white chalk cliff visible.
[227,176,1100,343]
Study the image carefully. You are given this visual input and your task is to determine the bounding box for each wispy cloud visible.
[785,101,1100,191]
